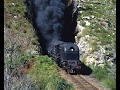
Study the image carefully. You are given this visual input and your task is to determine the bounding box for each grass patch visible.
[92,65,108,80]
[81,27,91,37]
[89,64,116,90]
[88,37,99,53]
[101,77,116,90]
[81,58,86,64]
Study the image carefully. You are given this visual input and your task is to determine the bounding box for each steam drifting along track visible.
[69,75,99,90]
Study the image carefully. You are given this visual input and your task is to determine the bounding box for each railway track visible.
[60,69,109,90]
[60,69,101,90]
[69,75,99,90]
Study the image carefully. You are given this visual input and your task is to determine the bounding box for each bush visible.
[56,78,74,90]
[30,55,74,90]
[101,77,116,90]
[92,65,108,80]
[90,64,116,90]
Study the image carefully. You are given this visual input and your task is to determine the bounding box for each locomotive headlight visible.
[71,48,74,51]
[69,47,75,51]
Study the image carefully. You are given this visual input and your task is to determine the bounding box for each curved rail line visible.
[69,75,99,90]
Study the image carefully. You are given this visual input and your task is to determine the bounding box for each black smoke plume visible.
[24,0,78,54]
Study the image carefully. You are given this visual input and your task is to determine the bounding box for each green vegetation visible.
[30,55,74,90]
[81,27,90,37]
[89,64,116,90]
[91,65,108,80]
[81,58,86,64]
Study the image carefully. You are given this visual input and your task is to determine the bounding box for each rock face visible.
[77,37,91,56]
[76,22,115,67]
[74,0,116,67]
[77,37,116,67]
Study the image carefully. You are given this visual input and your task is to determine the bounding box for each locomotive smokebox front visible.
[59,43,81,73]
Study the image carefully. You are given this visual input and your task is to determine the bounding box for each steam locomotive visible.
[48,41,81,74]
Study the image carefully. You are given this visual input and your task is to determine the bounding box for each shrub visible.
[101,77,116,90]
[90,64,116,90]
[30,55,74,90]
[92,65,108,80]
[56,78,74,90]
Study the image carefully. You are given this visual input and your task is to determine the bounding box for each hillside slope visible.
[75,0,116,89]
[4,0,116,90]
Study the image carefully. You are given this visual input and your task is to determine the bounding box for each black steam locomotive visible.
[48,41,81,74]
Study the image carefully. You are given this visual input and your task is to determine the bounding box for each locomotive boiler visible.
[48,41,81,74]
